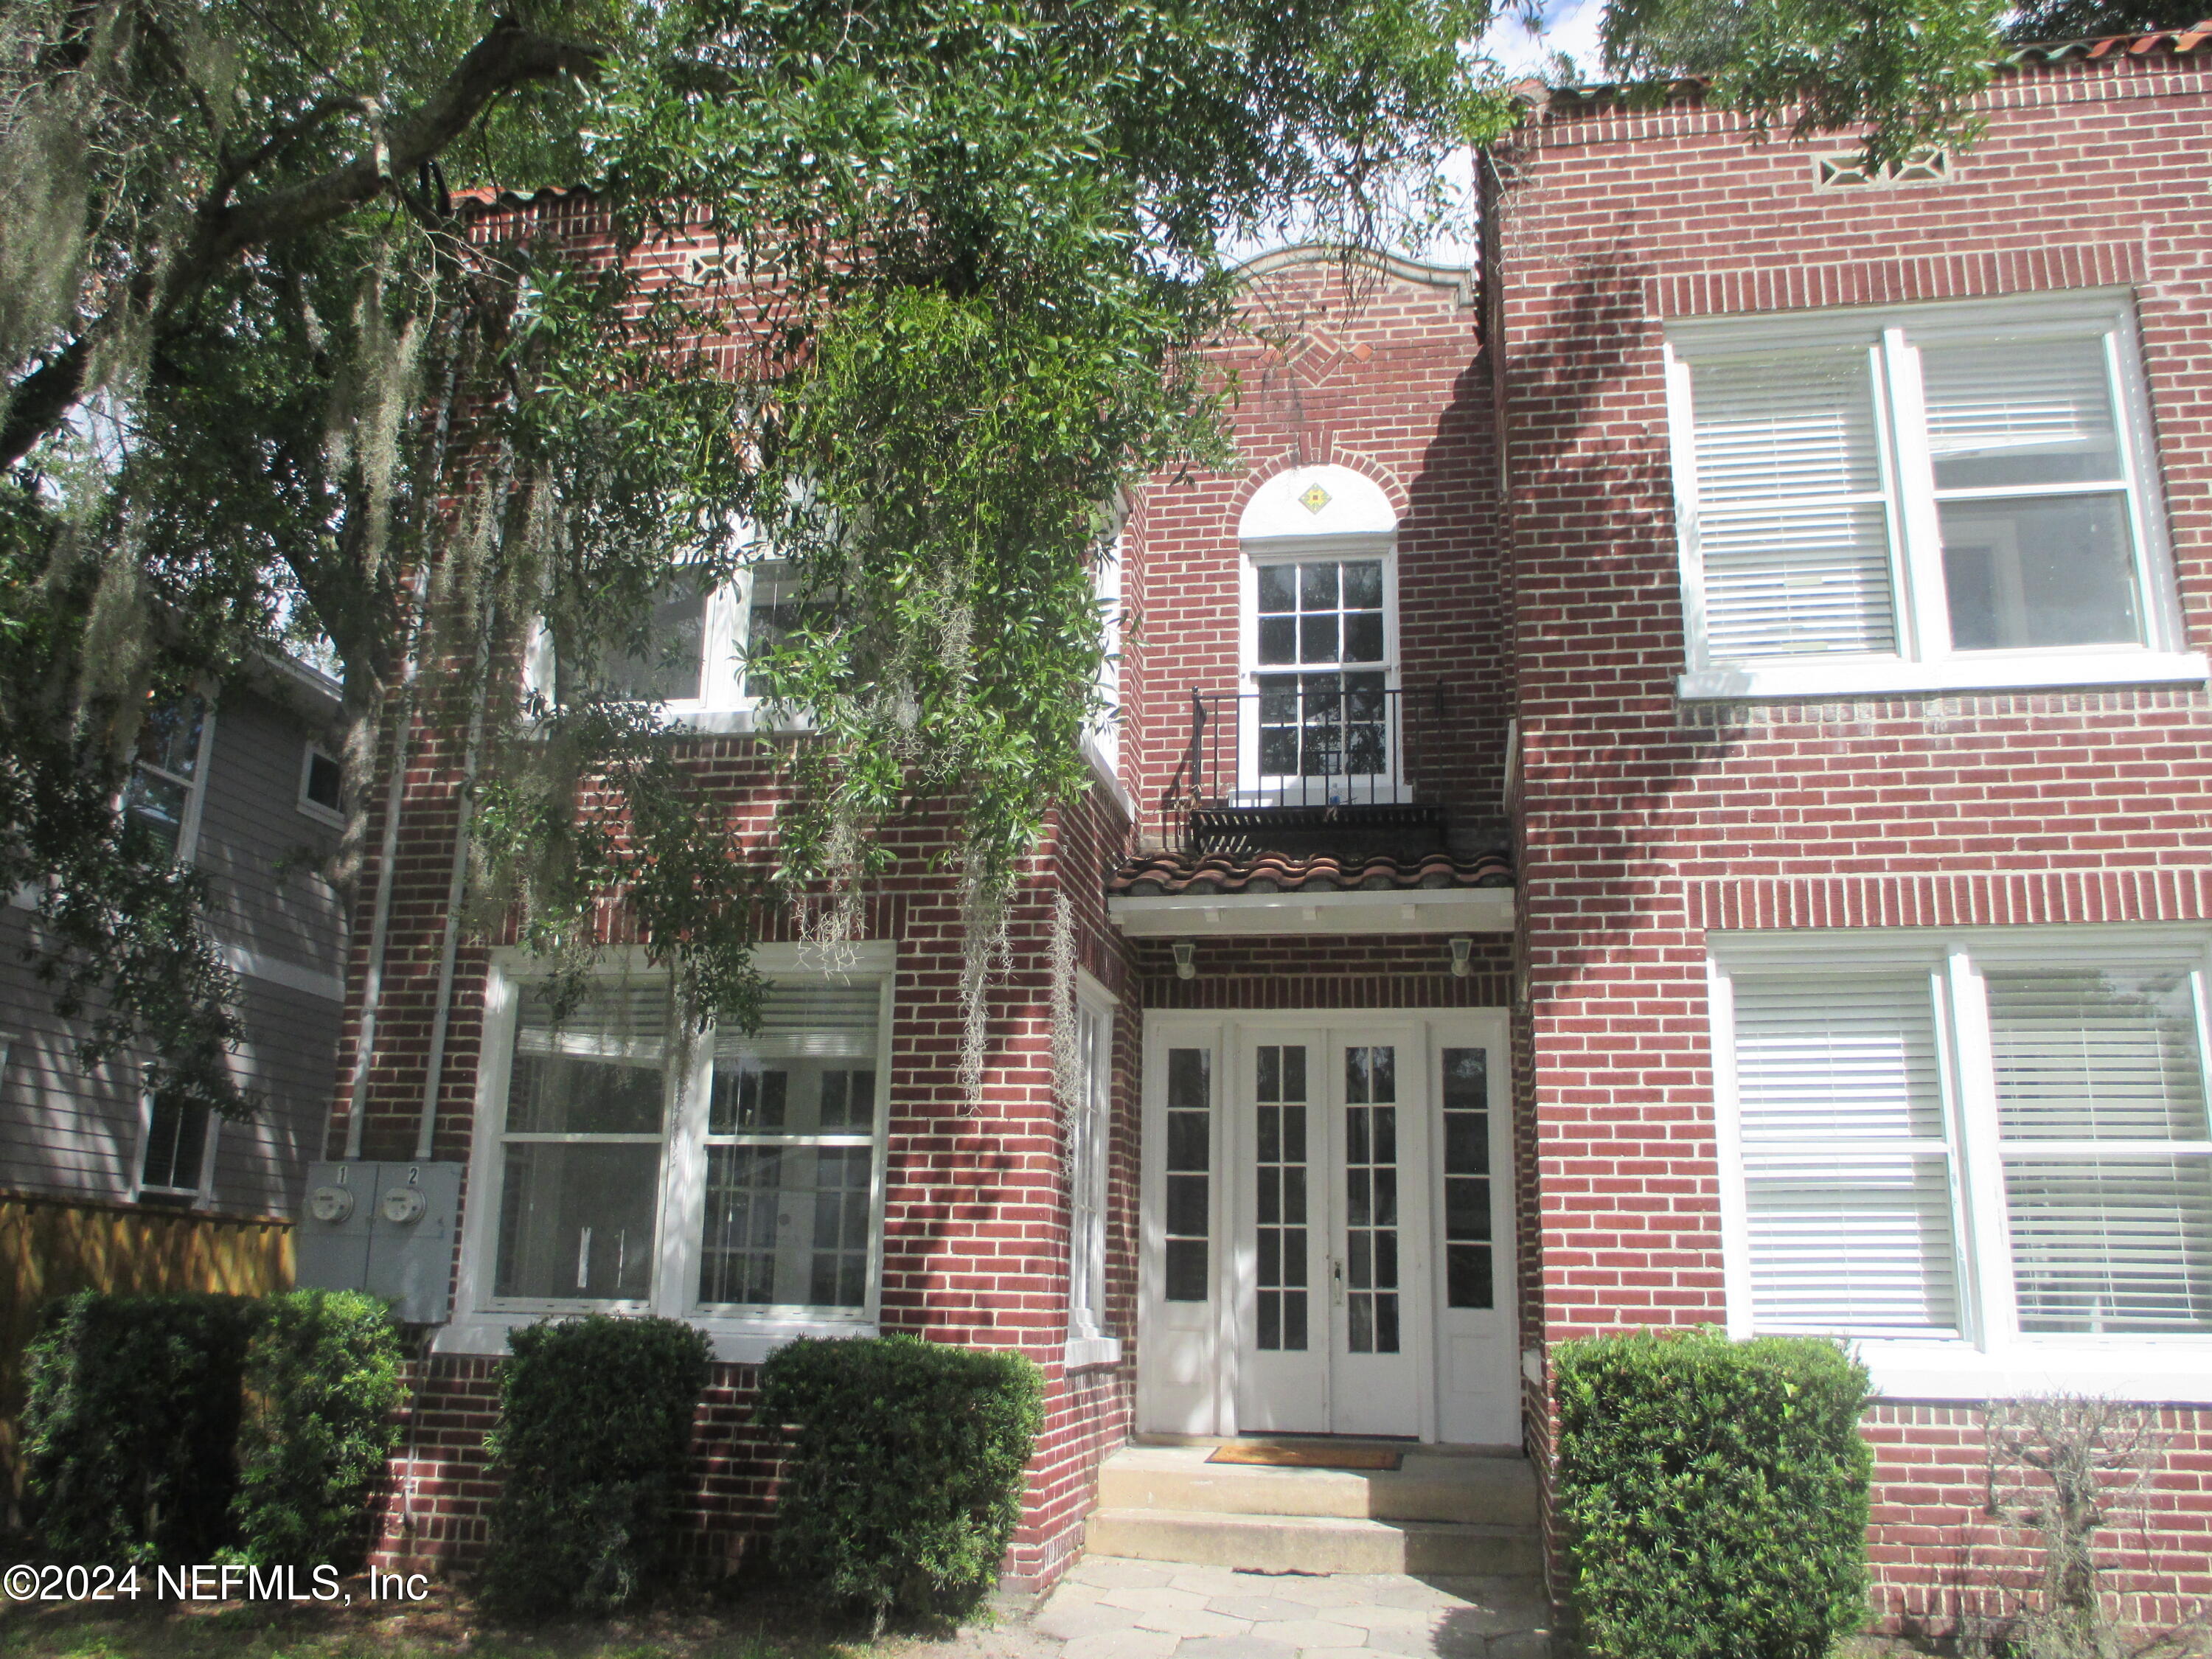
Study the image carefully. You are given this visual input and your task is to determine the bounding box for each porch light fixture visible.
[1450,936,1474,978]
[1172,939,1197,981]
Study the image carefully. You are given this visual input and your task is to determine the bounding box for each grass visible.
[0,1575,920,1659]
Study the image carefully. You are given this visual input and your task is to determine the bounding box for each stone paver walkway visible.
[1024,1554,1554,1659]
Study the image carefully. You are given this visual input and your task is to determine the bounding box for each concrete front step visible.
[1084,1505,1545,1577]
[1101,1441,1540,1526]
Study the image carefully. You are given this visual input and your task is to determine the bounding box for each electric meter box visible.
[294,1160,462,1324]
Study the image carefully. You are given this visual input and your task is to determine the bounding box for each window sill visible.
[1839,1336,2212,1403]
[1062,1335,1123,1371]
[439,1312,877,1365]
[1678,650,2210,703]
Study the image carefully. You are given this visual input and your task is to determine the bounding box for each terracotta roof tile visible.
[1540,18,2211,116]
[1110,849,1512,898]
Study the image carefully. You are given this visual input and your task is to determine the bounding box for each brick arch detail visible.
[1220,445,1412,525]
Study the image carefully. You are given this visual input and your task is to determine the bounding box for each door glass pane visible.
[1164,1048,1211,1301]
[1343,1046,1401,1354]
[1255,1044,1310,1352]
[1441,1047,1494,1310]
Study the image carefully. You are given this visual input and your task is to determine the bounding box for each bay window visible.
[455,950,893,1356]
[1712,934,2212,1395]
[1666,292,2199,699]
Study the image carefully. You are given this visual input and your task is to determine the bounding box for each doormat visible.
[1208,1442,1402,1471]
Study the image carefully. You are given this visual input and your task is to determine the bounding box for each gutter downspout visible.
[414,599,495,1162]
[343,582,425,1162]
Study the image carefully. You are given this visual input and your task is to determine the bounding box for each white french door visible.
[1237,1029,1427,1435]
[1137,1011,1517,1445]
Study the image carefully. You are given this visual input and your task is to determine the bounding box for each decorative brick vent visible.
[1813,148,1952,187]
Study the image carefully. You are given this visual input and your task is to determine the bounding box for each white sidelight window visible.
[1666,292,2197,699]
[1711,935,2212,1397]
[457,951,893,1356]
[1065,975,1118,1363]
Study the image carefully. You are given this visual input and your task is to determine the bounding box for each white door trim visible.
[1136,1007,1515,1444]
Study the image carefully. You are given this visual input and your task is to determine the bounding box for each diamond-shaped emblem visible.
[1298,482,1332,515]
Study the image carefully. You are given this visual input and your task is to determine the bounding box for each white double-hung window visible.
[526,557,807,731]
[453,945,893,1357]
[1666,292,2200,699]
[1711,933,2212,1399]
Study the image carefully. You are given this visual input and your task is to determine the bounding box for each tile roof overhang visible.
[1107,851,1514,936]
[1528,18,2212,121]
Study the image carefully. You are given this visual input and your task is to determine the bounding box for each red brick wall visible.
[1122,255,1509,855]
[331,190,1150,1587]
[1498,44,2212,1631]
[351,779,1141,1589]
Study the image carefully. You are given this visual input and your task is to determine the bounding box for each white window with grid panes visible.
[449,946,894,1360]
[1710,932,2212,1399]
[1666,292,2199,700]
[1065,973,1119,1368]
[1239,546,1400,803]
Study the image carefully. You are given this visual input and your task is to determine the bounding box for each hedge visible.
[229,1289,405,1569]
[19,1292,260,1565]
[1554,1329,1874,1659]
[757,1335,1043,1629]
[480,1314,712,1615]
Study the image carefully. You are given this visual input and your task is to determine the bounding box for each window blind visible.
[1920,340,2119,482]
[1986,970,2211,1140]
[514,982,669,1059]
[2004,1158,2212,1334]
[1986,967,2212,1334]
[713,982,880,1061]
[1690,351,1897,658]
[1733,974,1961,1332]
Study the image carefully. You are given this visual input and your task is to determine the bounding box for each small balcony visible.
[1162,683,1450,858]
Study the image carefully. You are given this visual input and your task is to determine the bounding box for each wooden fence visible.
[0,1191,293,1500]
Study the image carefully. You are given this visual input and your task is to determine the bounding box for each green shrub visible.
[756,1334,1043,1628]
[20,1292,259,1565]
[229,1290,405,1570]
[481,1314,712,1615]
[1554,1329,1874,1659]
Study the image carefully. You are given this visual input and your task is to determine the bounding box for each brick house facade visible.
[318,23,2211,1637]
[1497,28,2212,1632]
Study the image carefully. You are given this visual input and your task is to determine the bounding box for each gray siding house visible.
[1,660,349,1220]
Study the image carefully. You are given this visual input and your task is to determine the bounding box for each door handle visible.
[1329,1255,1346,1306]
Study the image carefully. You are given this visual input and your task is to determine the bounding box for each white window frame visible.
[1709,926,2212,1401]
[1236,535,1405,805]
[1082,527,1125,784]
[1666,290,2204,700]
[133,1087,218,1206]
[296,742,346,828]
[521,555,808,735]
[125,696,217,863]
[1065,970,1121,1369]
[445,941,896,1363]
